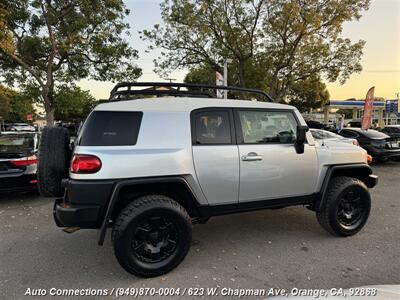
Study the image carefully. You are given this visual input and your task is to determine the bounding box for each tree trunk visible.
[42,91,55,127]
[45,107,55,126]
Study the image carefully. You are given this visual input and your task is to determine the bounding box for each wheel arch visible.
[315,164,375,212]
[98,176,201,245]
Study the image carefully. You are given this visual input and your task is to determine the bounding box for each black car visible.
[380,125,400,139]
[338,128,400,161]
[0,132,39,193]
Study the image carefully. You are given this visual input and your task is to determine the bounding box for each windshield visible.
[0,134,36,155]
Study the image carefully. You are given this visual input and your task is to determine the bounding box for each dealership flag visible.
[216,71,224,98]
[361,87,375,130]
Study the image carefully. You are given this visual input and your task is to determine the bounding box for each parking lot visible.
[0,162,399,299]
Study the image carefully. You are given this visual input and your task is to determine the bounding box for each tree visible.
[0,0,141,125]
[54,85,96,122]
[0,85,13,120]
[142,0,369,102]
[0,85,34,122]
[286,76,329,112]
[184,65,216,86]
[262,0,368,100]
[141,0,264,87]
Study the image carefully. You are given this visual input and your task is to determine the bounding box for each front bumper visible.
[365,174,378,188]
[367,147,400,159]
[53,198,101,229]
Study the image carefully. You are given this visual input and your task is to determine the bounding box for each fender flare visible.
[315,163,377,212]
[97,176,199,245]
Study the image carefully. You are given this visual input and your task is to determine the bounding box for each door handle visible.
[241,152,263,161]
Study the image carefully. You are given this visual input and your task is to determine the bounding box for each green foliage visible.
[8,93,35,122]
[0,85,34,122]
[0,0,141,124]
[286,76,330,112]
[0,85,13,120]
[143,0,370,104]
[54,85,96,122]
[184,65,216,86]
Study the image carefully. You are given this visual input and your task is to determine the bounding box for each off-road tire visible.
[38,127,70,197]
[112,195,192,277]
[317,176,371,237]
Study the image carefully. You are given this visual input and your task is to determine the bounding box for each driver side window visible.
[237,110,298,144]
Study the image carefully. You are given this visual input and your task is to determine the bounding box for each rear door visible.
[235,109,318,202]
[191,108,239,205]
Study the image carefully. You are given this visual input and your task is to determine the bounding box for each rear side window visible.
[193,111,232,144]
[78,111,142,146]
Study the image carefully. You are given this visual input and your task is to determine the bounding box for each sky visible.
[78,0,400,101]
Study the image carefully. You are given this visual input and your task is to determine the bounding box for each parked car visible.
[0,132,39,193]
[338,128,400,161]
[4,123,36,132]
[310,128,359,146]
[347,120,362,128]
[39,82,377,278]
[380,125,400,139]
[305,120,333,130]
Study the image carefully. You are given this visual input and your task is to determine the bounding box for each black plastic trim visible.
[109,82,274,102]
[97,176,197,245]
[197,194,316,217]
[53,198,100,229]
[316,163,376,212]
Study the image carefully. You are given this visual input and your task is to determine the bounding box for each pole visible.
[223,61,228,99]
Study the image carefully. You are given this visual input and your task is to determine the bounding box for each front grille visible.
[385,138,400,149]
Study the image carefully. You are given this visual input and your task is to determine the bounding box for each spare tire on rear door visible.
[38,127,71,197]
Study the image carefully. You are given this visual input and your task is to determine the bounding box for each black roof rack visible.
[109,82,274,102]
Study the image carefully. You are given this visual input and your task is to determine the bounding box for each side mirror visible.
[295,125,308,154]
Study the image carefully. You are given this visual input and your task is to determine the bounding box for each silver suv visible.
[38,83,378,277]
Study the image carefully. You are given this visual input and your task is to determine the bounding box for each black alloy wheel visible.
[337,188,368,230]
[112,195,192,277]
[317,176,371,237]
[131,216,179,264]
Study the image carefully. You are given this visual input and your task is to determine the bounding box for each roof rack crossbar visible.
[112,89,214,99]
[109,82,274,102]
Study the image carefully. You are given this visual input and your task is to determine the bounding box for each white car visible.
[310,128,359,146]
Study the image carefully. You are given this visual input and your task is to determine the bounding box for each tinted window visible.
[194,111,232,144]
[340,130,358,138]
[0,134,35,154]
[238,110,297,144]
[79,111,142,146]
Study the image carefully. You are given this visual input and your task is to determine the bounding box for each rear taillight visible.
[70,154,102,174]
[10,155,37,167]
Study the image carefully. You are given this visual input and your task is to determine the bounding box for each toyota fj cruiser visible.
[38,82,378,277]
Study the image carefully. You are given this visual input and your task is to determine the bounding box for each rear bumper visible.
[53,179,115,229]
[53,198,101,229]
[0,173,37,193]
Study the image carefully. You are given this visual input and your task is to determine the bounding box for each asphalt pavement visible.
[0,162,399,299]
